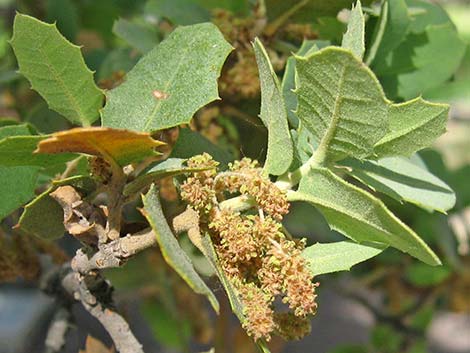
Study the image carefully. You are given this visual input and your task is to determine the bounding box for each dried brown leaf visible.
[36,127,165,166]
[50,186,106,244]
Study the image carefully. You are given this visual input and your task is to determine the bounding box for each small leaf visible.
[290,167,441,265]
[341,0,365,60]
[374,22,466,99]
[0,166,39,220]
[341,156,455,212]
[17,191,65,239]
[112,18,158,54]
[17,175,96,239]
[0,123,36,139]
[142,185,219,313]
[124,158,212,197]
[10,14,104,126]
[374,98,448,157]
[368,0,411,65]
[296,47,389,162]
[102,23,232,132]
[253,38,293,176]
[302,241,386,276]
[281,40,319,128]
[0,136,75,167]
[36,127,164,167]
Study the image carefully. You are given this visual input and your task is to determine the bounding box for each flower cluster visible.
[181,154,318,341]
[180,153,219,213]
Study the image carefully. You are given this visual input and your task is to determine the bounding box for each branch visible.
[62,268,144,353]
[172,208,204,252]
[105,167,127,241]
[44,308,71,353]
[72,228,157,273]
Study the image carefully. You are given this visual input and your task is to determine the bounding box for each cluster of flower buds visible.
[180,154,318,341]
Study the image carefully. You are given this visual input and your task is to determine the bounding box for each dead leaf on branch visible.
[79,335,115,353]
[50,186,106,244]
[35,127,165,167]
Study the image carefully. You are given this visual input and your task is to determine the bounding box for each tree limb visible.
[72,228,157,273]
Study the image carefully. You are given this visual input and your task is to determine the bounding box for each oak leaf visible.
[35,127,165,167]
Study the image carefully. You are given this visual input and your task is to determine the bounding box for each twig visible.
[105,161,127,242]
[72,228,157,273]
[172,208,204,252]
[60,156,83,179]
[44,308,71,353]
[62,268,144,353]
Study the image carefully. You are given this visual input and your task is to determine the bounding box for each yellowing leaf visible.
[36,127,164,166]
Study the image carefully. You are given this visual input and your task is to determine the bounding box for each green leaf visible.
[112,18,158,54]
[102,23,232,132]
[295,47,389,163]
[405,262,451,287]
[341,0,365,60]
[374,98,448,157]
[290,167,441,265]
[374,23,467,100]
[295,47,450,163]
[142,185,219,313]
[342,156,455,212]
[10,14,104,126]
[367,0,411,65]
[0,136,75,168]
[282,40,328,129]
[25,103,71,134]
[253,38,293,176]
[0,123,36,139]
[406,0,451,33]
[17,175,96,239]
[170,128,234,167]
[16,191,65,239]
[0,166,39,220]
[145,0,210,25]
[302,241,386,276]
[0,118,20,127]
[282,40,319,128]
[124,158,212,197]
[290,125,317,169]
